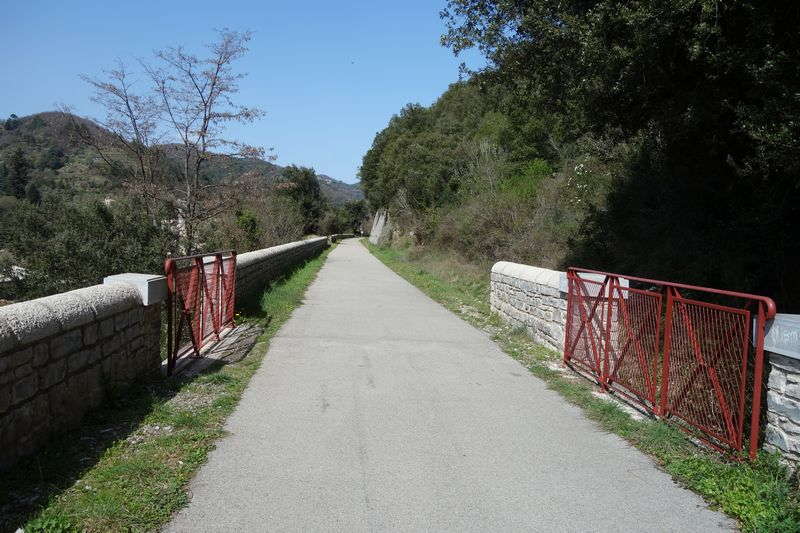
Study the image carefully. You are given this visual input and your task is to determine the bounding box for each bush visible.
[199,193,304,253]
[0,195,174,301]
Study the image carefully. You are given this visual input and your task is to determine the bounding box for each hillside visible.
[316,174,363,204]
[0,112,363,205]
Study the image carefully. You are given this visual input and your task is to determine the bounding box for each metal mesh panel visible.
[666,298,750,450]
[221,256,236,327]
[564,267,774,460]
[607,286,662,410]
[201,259,220,343]
[566,278,607,377]
[165,251,237,374]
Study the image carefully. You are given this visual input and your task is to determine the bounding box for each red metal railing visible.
[564,267,776,460]
[164,251,237,375]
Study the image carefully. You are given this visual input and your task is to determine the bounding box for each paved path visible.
[166,239,734,532]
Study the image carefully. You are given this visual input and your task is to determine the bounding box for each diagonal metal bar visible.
[568,274,610,377]
[670,299,737,445]
[608,282,658,404]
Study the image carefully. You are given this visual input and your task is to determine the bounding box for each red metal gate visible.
[564,267,775,460]
[164,251,237,375]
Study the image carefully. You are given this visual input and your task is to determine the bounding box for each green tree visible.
[436,0,800,308]
[25,181,42,205]
[37,146,65,170]
[235,208,260,251]
[0,196,173,300]
[5,148,30,200]
[0,162,8,196]
[342,200,367,232]
[281,165,325,233]
[3,114,20,131]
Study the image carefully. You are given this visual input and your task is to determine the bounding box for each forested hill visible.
[0,112,362,205]
[360,2,800,312]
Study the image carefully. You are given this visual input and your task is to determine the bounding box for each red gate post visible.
[749,302,768,460]
[564,271,575,366]
[215,253,223,334]
[658,287,676,417]
[601,275,614,390]
[165,258,176,375]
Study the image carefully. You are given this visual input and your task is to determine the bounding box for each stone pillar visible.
[763,315,800,464]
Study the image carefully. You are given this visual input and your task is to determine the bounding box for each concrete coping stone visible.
[73,283,141,320]
[103,273,166,306]
[237,237,327,270]
[0,301,59,352]
[491,261,562,290]
[764,314,800,361]
[0,319,16,353]
[0,283,142,351]
[491,261,629,296]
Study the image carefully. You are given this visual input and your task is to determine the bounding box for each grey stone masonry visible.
[490,261,567,353]
[765,351,800,461]
[329,233,355,243]
[0,281,163,470]
[764,315,800,465]
[235,237,329,307]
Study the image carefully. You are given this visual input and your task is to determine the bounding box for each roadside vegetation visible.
[0,246,333,533]
[361,2,800,312]
[365,239,800,532]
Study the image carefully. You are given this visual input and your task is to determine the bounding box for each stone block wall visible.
[235,237,329,306]
[490,258,800,464]
[0,282,162,469]
[330,233,355,243]
[490,261,567,353]
[765,351,800,462]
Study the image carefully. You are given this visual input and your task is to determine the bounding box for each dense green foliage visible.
[319,199,368,235]
[0,196,174,301]
[281,165,326,233]
[361,1,800,310]
[4,148,31,199]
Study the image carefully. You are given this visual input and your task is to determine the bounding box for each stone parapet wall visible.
[765,351,800,462]
[490,258,800,464]
[235,237,328,306]
[0,283,162,469]
[490,261,567,353]
[330,233,355,243]
[0,237,329,470]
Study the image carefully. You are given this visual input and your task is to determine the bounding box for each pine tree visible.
[6,148,30,199]
[0,162,7,197]
[25,181,42,205]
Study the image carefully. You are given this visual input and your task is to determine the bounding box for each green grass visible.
[0,246,334,533]
[364,239,800,532]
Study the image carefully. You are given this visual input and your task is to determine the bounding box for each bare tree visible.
[65,63,167,224]
[75,29,266,253]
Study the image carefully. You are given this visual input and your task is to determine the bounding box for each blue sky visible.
[0,1,484,184]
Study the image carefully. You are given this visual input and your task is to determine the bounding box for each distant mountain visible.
[317,174,363,204]
[0,111,363,205]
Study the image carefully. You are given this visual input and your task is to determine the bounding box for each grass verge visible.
[0,246,334,533]
[364,239,800,532]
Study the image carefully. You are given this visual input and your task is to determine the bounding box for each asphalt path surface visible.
[165,239,734,532]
